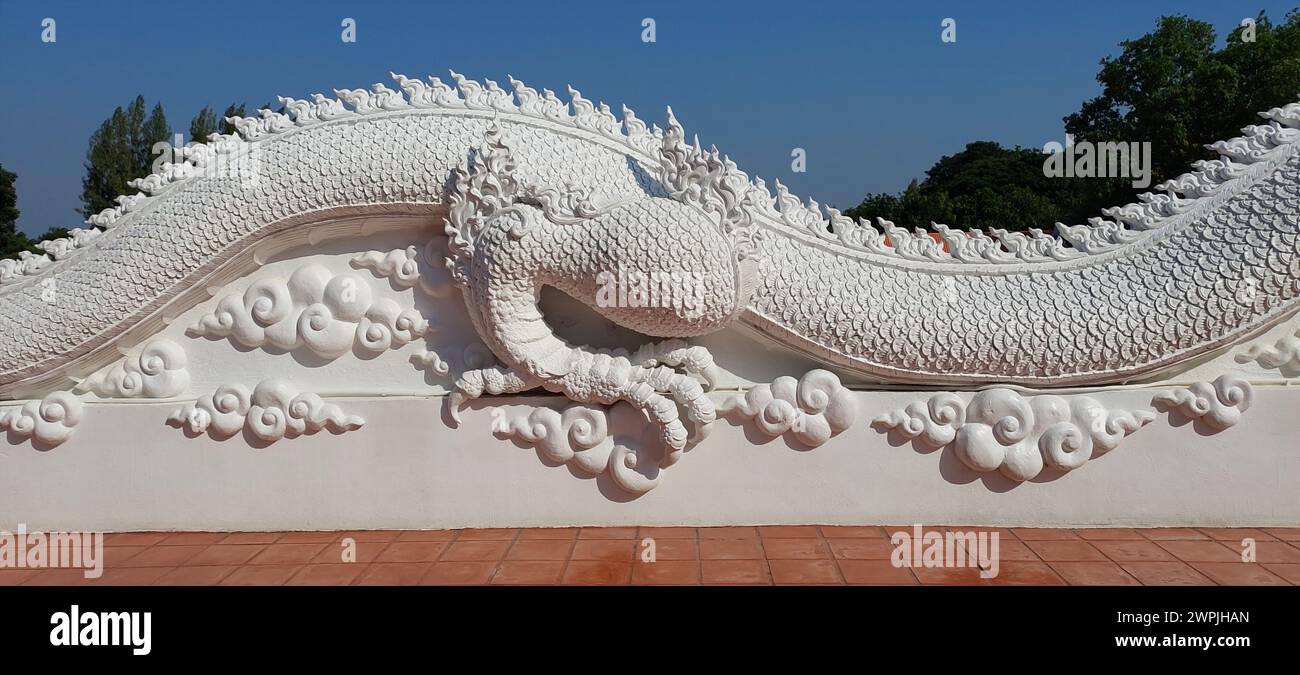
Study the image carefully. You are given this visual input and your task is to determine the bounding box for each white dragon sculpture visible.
[2,71,1298,454]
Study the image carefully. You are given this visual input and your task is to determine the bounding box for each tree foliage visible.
[847,10,1300,232]
[9,11,1300,262]
[5,97,249,260]
[0,163,33,258]
[188,103,247,144]
[844,142,1095,230]
[72,97,248,247]
[1067,11,1300,187]
[80,95,171,218]
[1,164,82,259]
[188,106,219,145]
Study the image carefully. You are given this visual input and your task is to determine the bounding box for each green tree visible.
[188,106,219,144]
[0,163,35,258]
[80,107,131,218]
[140,103,171,173]
[845,10,1300,233]
[221,103,247,135]
[189,103,249,143]
[80,96,172,218]
[844,143,1081,231]
[1066,10,1300,207]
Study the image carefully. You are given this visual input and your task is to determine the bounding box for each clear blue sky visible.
[0,0,1294,235]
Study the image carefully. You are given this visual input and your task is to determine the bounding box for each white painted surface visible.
[3,388,1295,531]
[4,75,1300,532]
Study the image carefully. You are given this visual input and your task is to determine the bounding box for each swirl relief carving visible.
[1153,375,1253,432]
[77,338,189,399]
[874,389,1154,482]
[490,402,670,495]
[188,263,428,359]
[718,369,858,447]
[1,392,84,447]
[1236,329,1300,376]
[168,380,364,443]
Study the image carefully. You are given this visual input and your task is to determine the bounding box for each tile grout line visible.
[819,529,845,585]
[557,529,582,586]
[488,528,527,585]
[15,527,1300,586]
[411,529,459,586]
[696,528,704,586]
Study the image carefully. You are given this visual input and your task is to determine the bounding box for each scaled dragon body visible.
[2,72,1298,450]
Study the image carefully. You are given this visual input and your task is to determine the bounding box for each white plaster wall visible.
[2,387,1295,531]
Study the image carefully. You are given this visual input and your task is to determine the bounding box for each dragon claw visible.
[446,391,467,425]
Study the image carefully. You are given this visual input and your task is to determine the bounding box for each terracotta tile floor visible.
[3,526,1297,586]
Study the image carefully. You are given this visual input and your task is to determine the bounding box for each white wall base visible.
[3,386,1296,531]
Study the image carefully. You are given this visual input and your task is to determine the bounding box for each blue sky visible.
[0,0,1295,235]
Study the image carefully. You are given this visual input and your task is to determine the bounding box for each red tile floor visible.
[3,526,1298,586]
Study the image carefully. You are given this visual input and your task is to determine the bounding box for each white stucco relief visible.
[0,392,84,447]
[717,369,857,447]
[490,402,667,495]
[1153,375,1254,432]
[188,263,429,359]
[76,337,190,399]
[168,379,364,442]
[1236,327,1300,375]
[0,71,1295,502]
[873,389,1155,482]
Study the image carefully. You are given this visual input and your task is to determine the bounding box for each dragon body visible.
[2,73,1298,450]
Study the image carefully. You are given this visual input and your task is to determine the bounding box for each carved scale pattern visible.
[746,153,1300,384]
[0,100,661,385]
[2,72,1298,394]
